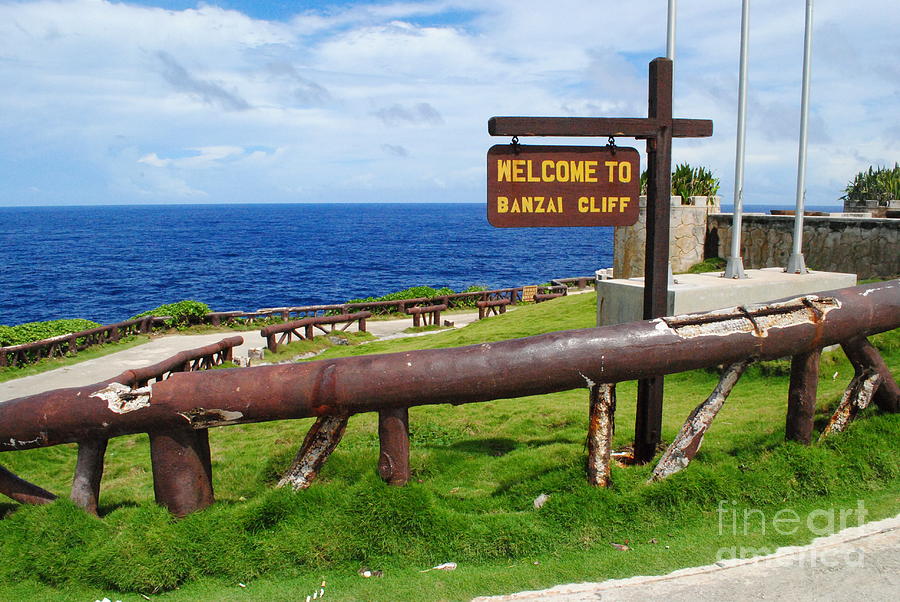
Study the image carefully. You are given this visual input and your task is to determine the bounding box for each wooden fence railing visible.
[0,282,896,517]
[260,312,372,352]
[0,317,167,368]
[1,285,545,369]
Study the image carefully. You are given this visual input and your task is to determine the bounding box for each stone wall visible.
[613,196,721,279]
[842,199,900,219]
[707,214,899,280]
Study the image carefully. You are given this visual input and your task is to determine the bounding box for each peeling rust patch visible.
[860,282,896,297]
[821,369,883,438]
[662,296,840,339]
[91,382,151,414]
[650,359,751,482]
[278,414,348,490]
[579,371,597,389]
[587,384,616,487]
[177,408,244,428]
[2,434,45,450]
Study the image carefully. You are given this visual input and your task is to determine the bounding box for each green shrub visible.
[685,257,726,274]
[0,319,102,347]
[131,300,211,328]
[347,286,454,305]
[345,285,487,314]
[841,163,900,203]
[640,163,720,203]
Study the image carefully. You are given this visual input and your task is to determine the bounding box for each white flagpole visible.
[725,0,751,278]
[666,0,676,285]
[786,0,814,274]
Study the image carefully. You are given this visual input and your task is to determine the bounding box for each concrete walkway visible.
[0,311,481,402]
[475,514,900,601]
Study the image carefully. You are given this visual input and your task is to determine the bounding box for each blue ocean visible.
[1,203,615,326]
[0,202,837,327]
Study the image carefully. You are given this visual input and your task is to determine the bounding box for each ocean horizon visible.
[0,202,838,327]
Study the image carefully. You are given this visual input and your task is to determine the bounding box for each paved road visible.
[0,311,481,402]
[475,514,900,601]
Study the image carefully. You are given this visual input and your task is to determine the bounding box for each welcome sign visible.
[487,144,640,227]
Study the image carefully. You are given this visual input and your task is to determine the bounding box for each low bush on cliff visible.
[345,284,488,313]
[0,318,101,347]
[131,300,211,328]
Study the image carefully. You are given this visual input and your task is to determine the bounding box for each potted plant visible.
[841,163,900,209]
[640,163,721,205]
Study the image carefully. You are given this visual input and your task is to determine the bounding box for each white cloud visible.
[0,0,896,206]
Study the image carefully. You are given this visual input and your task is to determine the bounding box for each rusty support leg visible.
[149,428,214,516]
[70,438,108,515]
[786,349,821,444]
[278,415,349,490]
[634,377,664,463]
[586,383,616,487]
[0,465,57,505]
[360,317,367,332]
[820,369,883,439]
[378,408,410,486]
[841,336,899,413]
[651,359,751,481]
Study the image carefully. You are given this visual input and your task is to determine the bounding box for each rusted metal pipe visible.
[650,359,752,481]
[786,349,821,444]
[70,438,108,515]
[261,313,370,352]
[586,384,616,487]
[821,370,883,439]
[0,465,57,505]
[378,408,410,486]
[841,336,899,413]
[149,427,214,517]
[277,415,349,490]
[0,282,896,453]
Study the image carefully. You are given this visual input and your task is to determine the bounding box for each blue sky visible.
[1,0,897,206]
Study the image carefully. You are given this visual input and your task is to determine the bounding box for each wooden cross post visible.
[489,57,712,463]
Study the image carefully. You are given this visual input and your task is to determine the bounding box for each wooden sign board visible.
[522,285,538,303]
[487,145,640,228]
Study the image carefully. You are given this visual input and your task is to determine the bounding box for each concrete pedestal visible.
[596,268,857,326]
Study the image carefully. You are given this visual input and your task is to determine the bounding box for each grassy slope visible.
[0,294,897,601]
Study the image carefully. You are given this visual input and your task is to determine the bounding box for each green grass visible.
[684,257,727,274]
[401,324,452,334]
[262,331,375,363]
[0,294,897,601]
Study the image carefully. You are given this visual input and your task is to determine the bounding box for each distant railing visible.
[551,276,596,290]
[0,282,896,518]
[261,312,371,352]
[0,317,166,368]
[0,278,581,370]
